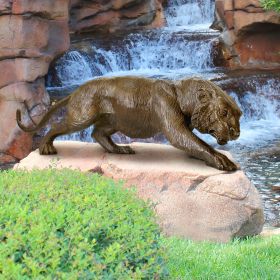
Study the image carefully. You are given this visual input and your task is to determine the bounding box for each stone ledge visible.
[14,141,264,242]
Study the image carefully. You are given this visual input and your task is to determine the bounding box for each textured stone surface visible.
[69,0,165,33]
[0,13,69,60]
[0,58,50,88]
[15,141,265,242]
[213,0,280,69]
[0,79,50,162]
[0,0,70,164]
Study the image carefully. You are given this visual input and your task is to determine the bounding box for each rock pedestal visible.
[213,0,280,69]
[15,141,265,242]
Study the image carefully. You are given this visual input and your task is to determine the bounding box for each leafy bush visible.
[0,169,166,279]
[260,0,280,12]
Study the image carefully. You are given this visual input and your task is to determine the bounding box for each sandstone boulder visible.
[15,141,265,242]
[213,0,280,69]
[69,0,165,33]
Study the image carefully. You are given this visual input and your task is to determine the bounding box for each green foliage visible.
[163,236,280,280]
[261,0,280,12]
[0,169,166,279]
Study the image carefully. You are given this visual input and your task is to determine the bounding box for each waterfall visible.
[91,32,215,76]
[48,0,217,88]
[165,0,215,28]
[238,79,280,121]
[52,51,93,87]
[230,79,280,147]
[51,33,216,86]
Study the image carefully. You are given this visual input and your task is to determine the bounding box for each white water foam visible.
[231,79,280,148]
[54,51,93,87]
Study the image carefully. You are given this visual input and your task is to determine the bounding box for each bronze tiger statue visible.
[16,76,242,171]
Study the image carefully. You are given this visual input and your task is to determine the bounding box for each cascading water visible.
[165,0,215,28]
[48,0,218,87]
[50,33,216,84]
[51,51,93,87]
[47,0,280,225]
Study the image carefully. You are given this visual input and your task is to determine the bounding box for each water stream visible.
[46,0,280,225]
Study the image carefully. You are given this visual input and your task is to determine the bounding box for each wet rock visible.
[69,0,165,34]
[0,0,70,164]
[213,0,280,69]
[15,141,265,242]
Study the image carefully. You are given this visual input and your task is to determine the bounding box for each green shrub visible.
[260,0,280,12]
[0,169,166,279]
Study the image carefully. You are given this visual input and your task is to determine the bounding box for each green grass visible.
[163,236,280,280]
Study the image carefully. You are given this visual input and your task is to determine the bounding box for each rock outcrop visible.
[0,0,70,164]
[15,141,265,242]
[213,0,280,69]
[69,0,165,34]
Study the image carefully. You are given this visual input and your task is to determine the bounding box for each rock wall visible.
[213,0,280,69]
[69,0,165,34]
[0,0,70,164]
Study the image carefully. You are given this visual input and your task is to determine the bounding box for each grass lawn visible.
[163,235,280,280]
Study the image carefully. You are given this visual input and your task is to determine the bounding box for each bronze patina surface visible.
[17,76,242,171]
